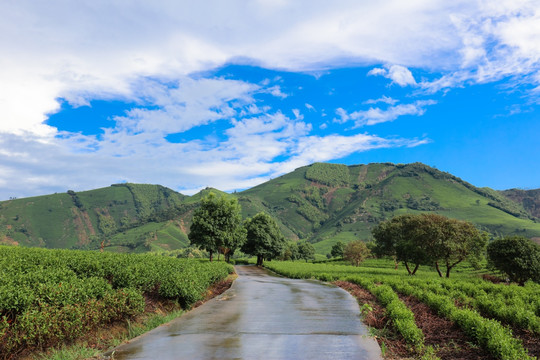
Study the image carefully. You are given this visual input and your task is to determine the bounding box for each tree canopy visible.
[372,214,432,275]
[297,241,316,262]
[188,192,246,262]
[372,213,487,277]
[242,212,286,266]
[331,241,345,259]
[343,240,370,266]
[487,236,540,285]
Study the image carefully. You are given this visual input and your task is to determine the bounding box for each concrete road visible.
[108,265,382,360]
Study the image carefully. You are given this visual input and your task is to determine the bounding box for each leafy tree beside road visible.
[242,212,286,266]
[189,193,246,262]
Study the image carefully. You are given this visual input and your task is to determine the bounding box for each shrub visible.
[487,236,540,285]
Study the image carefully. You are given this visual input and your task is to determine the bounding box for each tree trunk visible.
[435,261,443,277]
[411,263,419,275]
[404,261,412,275]
[393,256,398,270]
[209,251,213,262]
[257,255,263,267]
[445,260,461,278]
[225,253,230,263]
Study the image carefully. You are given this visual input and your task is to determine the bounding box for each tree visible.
[297,241,315,262]
[343,240,370,266]
[372,213,486,277]
[280,241,300,261]
[242,212,286,266]
[372,214,431,275]
[487,236,540,285]
[330,241,345,259]
[188,193,246,262]
[427,214,487,278]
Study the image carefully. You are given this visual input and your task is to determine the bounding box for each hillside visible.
[500,188,540,220]
[1,162,539,255]
[239,162,540,254]
[0,183,190,252]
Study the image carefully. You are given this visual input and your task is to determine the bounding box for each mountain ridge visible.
[1,162,539,254]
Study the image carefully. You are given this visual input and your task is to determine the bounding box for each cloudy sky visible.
[1,0,539,200]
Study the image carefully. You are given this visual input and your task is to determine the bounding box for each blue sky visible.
[1,1,539,199]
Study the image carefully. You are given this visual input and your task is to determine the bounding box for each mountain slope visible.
[238,162,540,253]
[500,188,540,220]
[0,183,188,251]
[1,162,539,254]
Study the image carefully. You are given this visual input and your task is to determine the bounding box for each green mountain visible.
[238,162,540,254]
[0,183,190,252]
[1,162,539,254]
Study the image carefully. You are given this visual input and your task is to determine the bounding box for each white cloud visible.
[334,108,350,124]
[0,112,426,199]
[364,95,398,105]
[0,0,473,137]
[336,100,437,127]
[111,77,258,135]
[367,65,417,86]
[2,1,540,137]
[1,1,540,198]
[265,85,288,99]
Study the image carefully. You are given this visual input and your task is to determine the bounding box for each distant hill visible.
[1,162,539,254]
[500,188,540,220]
[0,184,190,252]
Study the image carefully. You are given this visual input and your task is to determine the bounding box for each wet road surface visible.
[108,265,382,360]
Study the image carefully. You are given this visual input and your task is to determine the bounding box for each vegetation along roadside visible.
[0,246,234,360]
[264,260,540,360]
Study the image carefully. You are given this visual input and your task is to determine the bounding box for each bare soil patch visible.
[512,328,540,359]
[334,281,414,359]
[334,280,496,360]
[398,294,493,360]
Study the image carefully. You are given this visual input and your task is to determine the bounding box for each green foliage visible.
[305,163,350,187]
[343,240,370,266]
[189,192,246,261]
[487,236,540,285]
[243,212,286,266]
[2,162,540,256]
[264,260,536,359]
[97,211,117,235]
[0,246,232,356]
[372,214,432,275]
[122,183,184,219]
[297,241,315,262]
[373,214,487,277]
[280,241,300,261]
[405,195,440,211]
[372,284,424,348]
[330,241,345,258]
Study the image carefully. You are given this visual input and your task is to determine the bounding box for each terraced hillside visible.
[1,162,539,254]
